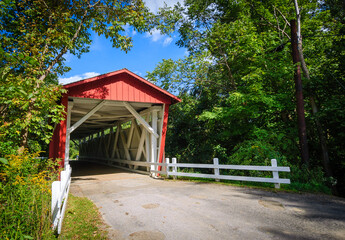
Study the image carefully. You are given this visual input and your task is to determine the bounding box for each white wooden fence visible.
[82,156,290,188]
[154,158,291,189]
[51,164,72,234]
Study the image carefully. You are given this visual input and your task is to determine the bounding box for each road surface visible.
[69,161,345,240]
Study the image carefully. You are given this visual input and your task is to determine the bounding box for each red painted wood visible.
[65,69,181,104]
[50,69,181,166]
[49,95,68,168]
[158,104,170,170]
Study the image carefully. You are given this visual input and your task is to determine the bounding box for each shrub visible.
[0,151,59,239]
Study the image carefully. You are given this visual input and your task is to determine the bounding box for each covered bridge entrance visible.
[49,69,180,176]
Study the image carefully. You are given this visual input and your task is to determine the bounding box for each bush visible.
[222,140,289,178]
[0,151,59,239]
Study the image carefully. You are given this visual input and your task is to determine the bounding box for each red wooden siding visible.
[65,70,179,104]
[49,69,181,166]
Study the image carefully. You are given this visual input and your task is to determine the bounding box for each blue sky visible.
[59,0,185,85]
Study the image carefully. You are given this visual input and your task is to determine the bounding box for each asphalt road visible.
[69,161,345,240]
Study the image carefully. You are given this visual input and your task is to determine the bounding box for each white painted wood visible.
[167,172,290,184]
[145,115,150,172]
[123,101,159,138]
[163,159,291,186]
[80,156,167,167]
[135,124,146,170]
[51,165,72,234]
[139,106,162,115]
[271,159,281,188]
[172,158,177,180]
[127,121,134,149]
[105,128,113,158]
[166,158,170,177]
[64,101,73,168]
[120,131,131,161]
[69,100,106,134]
[167,163,290,172]
[111,124,120,159]
[213,158,220,182]
[151,110,158,174]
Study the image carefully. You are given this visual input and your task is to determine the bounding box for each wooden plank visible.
[120,131,131,160]
[271,159,281,189]
[172,158,177,180]
[69,100,106,134]
[167,172,291,184]
[105,128,113,158]
[111,124,120,159]
[150,110,158,173]
[123,102,159,138]
[134,122,145,170]
[127,121,134,149]
[213,158,220,182]
[168,163,290,172]
[145,114,150,171]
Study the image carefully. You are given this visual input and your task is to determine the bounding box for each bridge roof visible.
[63,68,181,105]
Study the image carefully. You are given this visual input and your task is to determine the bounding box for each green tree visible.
[0,0,157,155]
[148,0,344,195]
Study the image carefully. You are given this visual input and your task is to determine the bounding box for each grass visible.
[59,194,108,239]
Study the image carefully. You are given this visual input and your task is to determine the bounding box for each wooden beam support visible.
[151,110,158,174]
[68,100,106,134]
[123,102,159,138]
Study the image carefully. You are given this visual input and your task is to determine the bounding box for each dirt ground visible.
[69,161,345,240]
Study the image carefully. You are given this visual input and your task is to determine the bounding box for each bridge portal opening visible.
[49,69,180,176]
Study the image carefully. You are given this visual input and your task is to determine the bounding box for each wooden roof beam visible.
[123,101,159,138]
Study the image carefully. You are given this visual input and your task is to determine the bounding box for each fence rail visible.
[51,164,72,234]
[79,156,290,188]
[162,158,290,189]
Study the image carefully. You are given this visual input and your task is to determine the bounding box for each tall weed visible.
[0,151,59,239]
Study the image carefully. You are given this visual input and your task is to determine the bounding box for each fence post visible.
[172,157,177,180]
[166,158,170,177]
[213,158,220,182]
[51,181,61,229]
[271,159,280,189]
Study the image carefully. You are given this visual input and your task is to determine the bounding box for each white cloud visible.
[145,28,164,42]
[163,37,173,46]
[59,72,100,85]
[123,24,137,37]
[145,28,174,46]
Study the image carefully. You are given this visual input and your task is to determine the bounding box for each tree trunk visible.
[290,20,309,165]
[293,0,333,178]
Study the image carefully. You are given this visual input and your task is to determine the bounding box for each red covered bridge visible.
[49,69,180,175]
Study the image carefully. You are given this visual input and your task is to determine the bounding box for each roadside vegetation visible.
[0,152,59,239]
[59,194,108,239]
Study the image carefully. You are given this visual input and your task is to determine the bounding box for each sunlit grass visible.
[59,194,108,239]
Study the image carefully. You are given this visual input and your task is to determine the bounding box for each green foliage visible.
[0,0,160,155]
[0,151,60,239]
[148,0,344,195]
